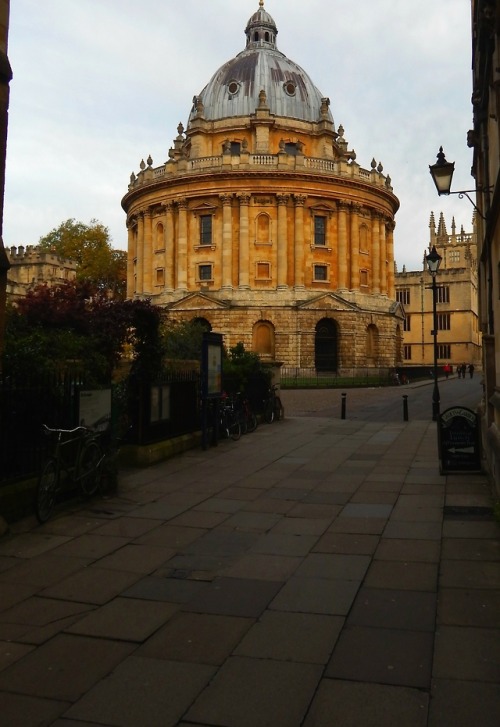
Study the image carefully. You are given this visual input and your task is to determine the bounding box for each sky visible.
[4,0,474,272]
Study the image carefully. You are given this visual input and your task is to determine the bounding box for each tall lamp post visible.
[426,245,442,421]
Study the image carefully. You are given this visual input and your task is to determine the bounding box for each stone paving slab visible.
[185,655,323,727]
[347,587,437,631]
[374,538,441,562]
[0,634,135,701]
[326,625,434,688]
[0,692,69,727]
[40,567,141,605]
[363,560,438,591]
[65,656,216,727]
[437,587,500,628]
[233,610,344,664]
[184,577,283,618]
[303,679,429,727]
[428,679,500,727]
[0,553,91,588]
[433,625,500,681]
[269,575,361,615]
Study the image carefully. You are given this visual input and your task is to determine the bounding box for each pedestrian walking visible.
[461,363,467,379]
[468,363,475,379]
[444,363,451,379]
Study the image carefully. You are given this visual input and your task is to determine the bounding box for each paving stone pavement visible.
[0,411,499,726]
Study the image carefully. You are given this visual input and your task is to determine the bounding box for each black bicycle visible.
[220,399,242,440]
[234,392,258,434]
[263,384,285,423]
[35,425,106,523]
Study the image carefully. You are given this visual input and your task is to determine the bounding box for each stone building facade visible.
[395,213,481,369]
[122,2,402,371]
[6,245,77,302]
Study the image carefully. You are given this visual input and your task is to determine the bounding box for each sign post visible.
[438,406,481,474]
[201,332,223,449]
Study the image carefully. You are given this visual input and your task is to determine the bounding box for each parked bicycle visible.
[220,398,241,440]
[234,392,258,434]
[35,424,107,523]
[263,384,285,423]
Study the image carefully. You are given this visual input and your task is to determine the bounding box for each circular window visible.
[228,81,240,96]
[284,81,296,96]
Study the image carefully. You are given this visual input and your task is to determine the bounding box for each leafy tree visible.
[38,218,127,298]
[161,319,207,361]
[3,280,162,384]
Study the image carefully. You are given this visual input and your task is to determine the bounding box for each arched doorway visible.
[315,318,338,371]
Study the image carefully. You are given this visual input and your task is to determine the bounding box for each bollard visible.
[341,392,347,420]
[402,394,408,422]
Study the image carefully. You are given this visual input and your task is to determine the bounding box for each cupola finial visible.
[259,0,264,7]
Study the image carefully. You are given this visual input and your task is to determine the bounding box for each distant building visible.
[6,245,77,302]
[122,2,402,373]
[395,212,481,369]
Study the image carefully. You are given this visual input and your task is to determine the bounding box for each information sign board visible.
[438,406,481,474]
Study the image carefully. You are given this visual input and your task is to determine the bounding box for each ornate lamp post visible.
[426,245,442,421]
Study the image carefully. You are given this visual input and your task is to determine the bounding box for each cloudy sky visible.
[4,0,473,271]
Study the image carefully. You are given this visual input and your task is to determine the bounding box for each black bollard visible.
[403,394,409,422]
[341,392,347,420]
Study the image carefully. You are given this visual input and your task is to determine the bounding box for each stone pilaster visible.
[380,216,387,295]
[386,220,395,298]
[337,201,349,290]
[176,198,188,292]
[143,208,153,294]
[136,212,144,294]
[220,193,233,290]
[350,203,360,291]
[294,194,306,289]
[165,203,174,292]
[238,192,251,289]
[126,221,135,298]
[277,193,289,289]
[371,213,381,294]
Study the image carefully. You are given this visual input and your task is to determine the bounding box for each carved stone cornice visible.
[219,193,233,205]
[293,194,307,207]
[276,193,290,206]
[237,192,251,205]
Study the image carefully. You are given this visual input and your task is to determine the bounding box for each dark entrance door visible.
[315,319,338,371]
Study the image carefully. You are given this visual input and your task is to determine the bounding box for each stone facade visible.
[122,3,402,371]
[6,245,77,302]
[395,213,481,368]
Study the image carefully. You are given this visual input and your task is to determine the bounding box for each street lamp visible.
[426,245,442,421]
[429,146,487,218]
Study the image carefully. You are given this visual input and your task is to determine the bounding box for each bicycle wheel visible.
[79,440,103,496]
[246,412,258,433]
[35,459,58,523]
[274,396,285,421]
[263,400,274,423]
[228,412,241,441]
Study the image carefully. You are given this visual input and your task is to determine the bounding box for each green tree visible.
[38,218,127,298]
[161,319,207,361]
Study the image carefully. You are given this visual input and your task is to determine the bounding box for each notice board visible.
[438,406,481,474]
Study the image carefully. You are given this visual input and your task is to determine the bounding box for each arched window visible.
[191,317,212,332]
[256,213,271,244]
[253,321,275,358]
[156,222,164,251]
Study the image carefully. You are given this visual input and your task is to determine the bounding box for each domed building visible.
[122,1,402,372]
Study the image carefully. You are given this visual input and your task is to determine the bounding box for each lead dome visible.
[189,1,333,124]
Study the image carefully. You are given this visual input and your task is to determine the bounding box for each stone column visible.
[126,221,135,298]
[386,220,395,299]
[165,203,174,292]
[350,204,360,291]
[371,213,381,294]
[136,212,144,294]
[143,208,153,294]
[380,216,388,295]
[337,201,349,290]
[176,198,188,292]
[277,193,289,289]
[220,193,233,290]
[237,192,251,289]
[293,194,306,289]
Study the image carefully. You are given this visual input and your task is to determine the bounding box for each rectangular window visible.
[403,315,411,332]
[437,313,451,330]
[438,344,451,359]
[198,264,213,281]
[256,262,271,279]
[156,268,165,286]
[360,269,368,287]
[314,216,326,246]
[200,215,212,246]
[313,264,328,281]
[396,288,410,305]
[449,250,460,263]
[436,285,450,303]
[404,345,412,360]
